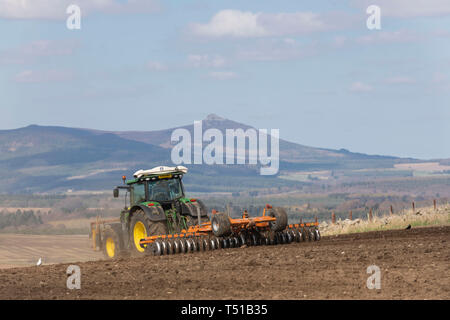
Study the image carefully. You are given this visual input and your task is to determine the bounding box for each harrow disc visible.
[282,232,288,244]
[210,238,217,250]
[161,240,168,254]
[286,231,293,243]
[308,228,315,241]
[179,239,187,253]
[221,238,228,249]
[172,240,178,253]
[186,238,194,252]
[194,238,201,251]
[173,239,181,253]
[214,237,221,249]
[202,238,210,251]
[152,241,163,256]
[276,232,284,244]
[192,238,198,252]
[314,228,321,241]
[300,227,308,241]
[293,229,301,242]
[251,233,258,246]
[166,240,173,254]
[239,234,246,246]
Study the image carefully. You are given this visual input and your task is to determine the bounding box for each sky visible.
[0,0,449,159]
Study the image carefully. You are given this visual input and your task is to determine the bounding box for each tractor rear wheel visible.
[129,209,168,256]
[102,226,122,259]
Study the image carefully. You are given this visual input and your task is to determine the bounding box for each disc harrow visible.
[139,205,320,256]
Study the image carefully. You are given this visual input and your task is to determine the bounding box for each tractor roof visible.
[126,166,188,184]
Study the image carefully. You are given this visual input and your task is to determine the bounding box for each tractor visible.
[90,165,320,259]
[90,166,209,259]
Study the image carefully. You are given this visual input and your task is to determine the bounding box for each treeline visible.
[202,193,449,222]
[0,210,43,230]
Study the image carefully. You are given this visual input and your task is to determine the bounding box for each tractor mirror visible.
[113,188,119,198]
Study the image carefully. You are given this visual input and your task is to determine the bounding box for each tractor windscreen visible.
[148,178,183,202]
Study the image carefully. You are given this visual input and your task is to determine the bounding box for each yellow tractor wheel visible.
[129,210,168,256]
[102,227,121,259]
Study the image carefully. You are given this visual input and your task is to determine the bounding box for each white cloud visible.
[354,0,450,18]
[356,30,421,45]
[189,9,329,38]
[147,61,167,71]
[332,36,347,48]
[349,82,373,93]
[14,69,74,83]
[432,72,447,83]
[0,39,78,64]
[236,38,318,62]
[0,0,160,20]
[208,71,237,80]
[385,76,415,84]
[187,54,226,68]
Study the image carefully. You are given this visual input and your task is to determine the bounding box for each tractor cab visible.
[114,166,188,208]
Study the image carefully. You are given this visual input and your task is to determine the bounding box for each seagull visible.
[36,258,42,266]
[405,224,411,230]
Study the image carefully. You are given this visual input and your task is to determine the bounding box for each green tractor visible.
[90,166,209,259]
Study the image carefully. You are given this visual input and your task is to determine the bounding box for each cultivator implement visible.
[139,205,320,256]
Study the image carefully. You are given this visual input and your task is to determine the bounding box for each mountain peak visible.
[205,113,226,121]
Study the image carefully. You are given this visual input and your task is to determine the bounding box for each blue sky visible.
[0,0,449,159]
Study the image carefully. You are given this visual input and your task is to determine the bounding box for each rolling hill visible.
[0,114,425,193]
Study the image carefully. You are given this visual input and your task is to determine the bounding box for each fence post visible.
[369,208,373,222]
[434,199,437,210]
[390,205,393,215]
[349,210,353,220]
[332,212,336,224]
[412,201,415,212]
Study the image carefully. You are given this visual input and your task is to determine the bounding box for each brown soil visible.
[0,225,448,300]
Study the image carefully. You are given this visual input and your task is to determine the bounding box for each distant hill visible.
[0,114,422,193]
[92,113,404,169]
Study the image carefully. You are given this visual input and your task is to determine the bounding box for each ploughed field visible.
[0,226,448,299]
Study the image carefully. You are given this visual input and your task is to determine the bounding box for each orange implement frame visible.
[139,214,277,246]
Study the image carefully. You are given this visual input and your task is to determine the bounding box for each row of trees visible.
[0,210,43,230]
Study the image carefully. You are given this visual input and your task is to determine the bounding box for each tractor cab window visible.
[148,178,183,202]
[132,182,146,204]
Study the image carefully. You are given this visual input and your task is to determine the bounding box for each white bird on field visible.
[36,258,42,266]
